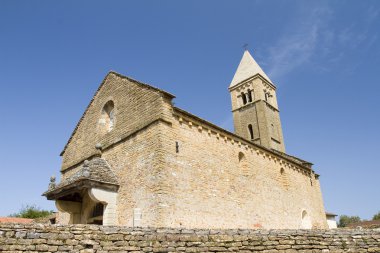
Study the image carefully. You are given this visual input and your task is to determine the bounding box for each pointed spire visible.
[229,50,273,88]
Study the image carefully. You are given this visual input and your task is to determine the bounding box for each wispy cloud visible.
[267,25,319,80]
[265,3,379,81]
[266,6,331,80]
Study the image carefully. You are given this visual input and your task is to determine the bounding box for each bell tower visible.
[229,50,285,152]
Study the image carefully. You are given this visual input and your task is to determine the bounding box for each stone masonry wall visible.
[158,111,327,229]
[1,224,379,253]
[58,120,173,228]
[61,72,173,171]
[230,76,285,152]
[57,72,175,227]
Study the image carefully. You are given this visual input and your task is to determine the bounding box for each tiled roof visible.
[0,217,34,224]
[33,213,57,224]
[348,220,380,229]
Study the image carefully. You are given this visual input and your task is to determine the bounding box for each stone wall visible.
[61,71,174,171]
[57,72,175,227]
[58,120,175,227]
[102,120,173,227]
[1,224,379,253]
[54,71,326,229]
[230,76,285,152]
[158,109,327,229]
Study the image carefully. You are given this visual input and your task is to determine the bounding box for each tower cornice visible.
[228,73,276,92]
[231,99,280,113]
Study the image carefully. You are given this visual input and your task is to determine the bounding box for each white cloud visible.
[265,3,379,81]
[267,25,319,80]
[265,6,332,81]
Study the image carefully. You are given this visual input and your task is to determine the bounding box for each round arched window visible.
[279,168,289,189]
[301,210,312,229]
[239,152,249,176]
[100,101,115,132]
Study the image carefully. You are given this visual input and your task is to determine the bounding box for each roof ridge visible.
[173,106,313,170]
[109,71,175,98]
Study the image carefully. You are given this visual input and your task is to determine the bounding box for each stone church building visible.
[44,50,328,229]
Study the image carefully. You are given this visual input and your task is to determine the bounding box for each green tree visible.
[338,215,361,227]
[373,211,380,221]
[10,205,54,219]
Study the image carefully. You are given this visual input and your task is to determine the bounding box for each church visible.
[43,50,328,229]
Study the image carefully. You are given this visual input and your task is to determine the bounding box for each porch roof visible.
[43,158,119,200]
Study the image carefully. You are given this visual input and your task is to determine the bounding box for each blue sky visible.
[0,1,379,220]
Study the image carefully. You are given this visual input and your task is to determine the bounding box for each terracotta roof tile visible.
[0,217,34,224]
[347,220,380,228]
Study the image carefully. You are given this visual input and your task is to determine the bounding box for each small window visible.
[279,168,289,189]
[239,152,249,176]
[241,92,247,105]
[248,124,254,140]
[247,89,252,102]
[301,210,312,229]
[101,101,115,132]
[238,152,245,162]
[265,92,272,102]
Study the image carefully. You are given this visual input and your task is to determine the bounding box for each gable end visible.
[60,71,175,156]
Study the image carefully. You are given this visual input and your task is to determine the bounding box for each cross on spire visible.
[243,43,249,51]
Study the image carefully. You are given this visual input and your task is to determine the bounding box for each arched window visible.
[101,101,115,132]
[301,210,312,229]
[248,124,254,140]
[238,152,245,162]
[239,152,249,176]
[247,89,252,102]
[241,92,247,105]
[279,168,289,189]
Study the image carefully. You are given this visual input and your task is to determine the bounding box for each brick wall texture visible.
[1,224,379,253]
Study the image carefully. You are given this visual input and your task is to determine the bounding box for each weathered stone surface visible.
[0,224,379,252]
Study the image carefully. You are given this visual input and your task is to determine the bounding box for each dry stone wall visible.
[1,224,379,253]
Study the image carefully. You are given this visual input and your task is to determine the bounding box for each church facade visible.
[44,50,328,229]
